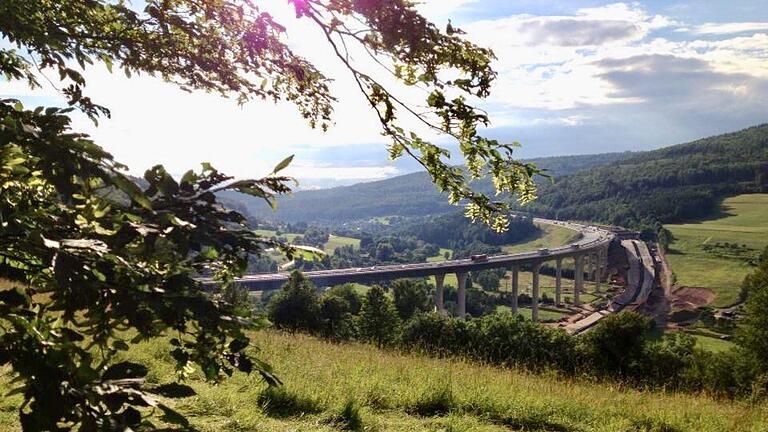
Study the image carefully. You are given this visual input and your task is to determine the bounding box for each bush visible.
[579,312,653,378]
[318,293,356,340]
[326,284,363,315]
[267,271,321,332]
[358,285,401,348]
[391,279,430,320]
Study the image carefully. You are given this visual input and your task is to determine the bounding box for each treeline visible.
[222,153,635,224]
[403,212,538,249]
[287,211,538,272]
[245,248,768,400]
[230,124,768,229]
[525,124,768,226]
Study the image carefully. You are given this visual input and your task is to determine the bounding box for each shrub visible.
[267,271,321,332]
[579,312,653,379]
[326,284,363,315]
[391,279,430,320]
[318,293,356,340]
[358,285,401,348]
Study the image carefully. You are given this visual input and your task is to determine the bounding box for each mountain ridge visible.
[223,124,768,227]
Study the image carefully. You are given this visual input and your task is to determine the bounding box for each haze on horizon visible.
[2,0,766,189]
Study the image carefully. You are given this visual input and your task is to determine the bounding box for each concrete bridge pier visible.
[574,254,584,306]
[457,272,468,319]
[531,262,541,323]
[555,258,562,307]
[433,273,445,314]
[595,248,605,293]
[510,266,519,314]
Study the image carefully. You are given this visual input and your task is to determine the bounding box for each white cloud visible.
[455,2,767,118]
[286,164,399,180]
[3,1,767,184]
[414,0,478,21]
[688,22,768,35]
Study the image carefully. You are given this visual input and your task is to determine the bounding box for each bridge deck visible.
[201,219,615,291]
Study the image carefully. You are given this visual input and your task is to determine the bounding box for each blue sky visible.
[3,1,767,188]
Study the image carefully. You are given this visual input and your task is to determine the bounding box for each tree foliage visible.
[391,279,430,320]
[267,271,321,332]
[0,0,541,428]
[357,285,400,348]
[739,246,768,373]
[0,101,294,429]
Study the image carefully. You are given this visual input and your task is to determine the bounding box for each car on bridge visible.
[538,248,550,255]
[470,254,489,262]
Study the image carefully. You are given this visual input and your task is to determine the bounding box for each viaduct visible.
[201,219,616,323]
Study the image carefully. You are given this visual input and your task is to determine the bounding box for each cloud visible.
[414,0,478,20]
[687,22,768,35]
[596,54,754,101]
[517,18,642,47]
[4,1,767,186]
[464,3,674,50]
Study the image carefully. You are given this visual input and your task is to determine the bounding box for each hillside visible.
[226,152,634,224]
[229,125,768,227]
[528,125,768,226]
[3,331,764,431]
[665,194,768,307]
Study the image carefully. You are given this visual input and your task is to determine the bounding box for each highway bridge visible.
[201,218,616,322]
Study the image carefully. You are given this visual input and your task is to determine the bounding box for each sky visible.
[3,0,768,189]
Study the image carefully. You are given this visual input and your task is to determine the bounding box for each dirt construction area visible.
[668,286,716,310]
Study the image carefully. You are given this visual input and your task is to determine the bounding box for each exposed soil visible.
[669,286,716,310]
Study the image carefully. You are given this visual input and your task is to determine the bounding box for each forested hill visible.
[526,124,768,226]
[229,124,768,226]
[227,152,634,223]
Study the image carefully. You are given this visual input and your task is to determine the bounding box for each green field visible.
[427,248,453,262]
[691,334,736,353]
[3,331,764,431]
[665,194,768,307]
[502,222,581,255]
[496,305,568,322]
[325,234,361,252]
[253,229,360,255]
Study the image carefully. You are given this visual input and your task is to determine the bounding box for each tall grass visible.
[2,330,767,431]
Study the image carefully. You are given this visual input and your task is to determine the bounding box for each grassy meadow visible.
[665,194,768,307]
[501,222,581,255]
[253,229,361,258]
[3,331,765,431]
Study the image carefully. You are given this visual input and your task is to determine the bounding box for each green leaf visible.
[272,155,294,173]
[111,174,152,210]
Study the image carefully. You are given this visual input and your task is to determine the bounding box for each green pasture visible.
[665,194,768,307]
[3,331,763,431]
[501,222,580,255]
